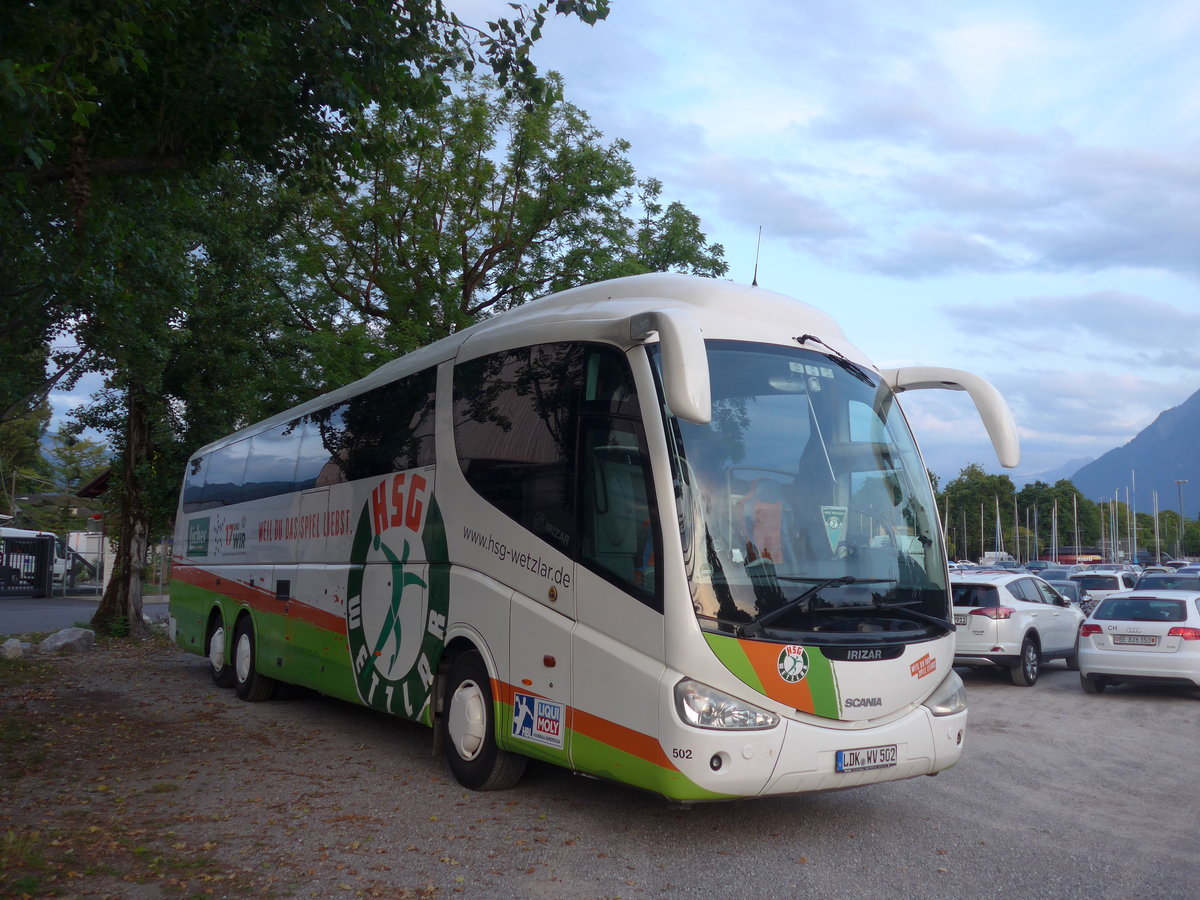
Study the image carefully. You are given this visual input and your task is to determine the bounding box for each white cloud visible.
[942,291,1200,359]
[931,19,1056,110]
[859,226,1012,277]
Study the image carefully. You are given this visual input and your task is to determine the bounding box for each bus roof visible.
[193,273,862,457]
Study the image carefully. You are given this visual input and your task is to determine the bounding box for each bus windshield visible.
[661,340,949,643]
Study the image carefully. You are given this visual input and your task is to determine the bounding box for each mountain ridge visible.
[1070,387,1200,508]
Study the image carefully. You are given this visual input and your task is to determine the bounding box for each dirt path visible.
[7,633,1198,899]
[1,635,486,898]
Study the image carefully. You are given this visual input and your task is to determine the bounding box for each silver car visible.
[1078,591,1200,693]
[1069,571,1138,608]
[1046,579,1093,614]
[952,572,1086,687]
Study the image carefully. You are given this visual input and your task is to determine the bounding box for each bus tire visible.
[443,651,527,791]
[233,616,277,702]
[206,617,235,688]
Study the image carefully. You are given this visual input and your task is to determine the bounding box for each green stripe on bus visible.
[701,632,766,693]
[170,580,363,707]
[569,732,734,802]
[803,648,839,718]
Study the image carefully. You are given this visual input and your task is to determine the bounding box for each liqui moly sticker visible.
[512,692,565,749]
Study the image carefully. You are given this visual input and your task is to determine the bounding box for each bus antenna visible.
[751,226,762,286]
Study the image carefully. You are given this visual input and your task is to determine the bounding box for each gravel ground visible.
[3,634,1198,899]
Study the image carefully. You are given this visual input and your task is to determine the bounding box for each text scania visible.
[463,526,571,588]
[844,697,883,708]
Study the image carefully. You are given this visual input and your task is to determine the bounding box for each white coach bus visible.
[169,273,1018,801]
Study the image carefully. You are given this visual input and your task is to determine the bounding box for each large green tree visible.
[69,163,341,633]
[1,0,610,424]
[0,401,53,522]
[938,465,1101,562]
[939,464,1019,562]
[284,76,727,360]
[1,0,611,635]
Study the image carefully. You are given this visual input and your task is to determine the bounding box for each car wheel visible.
[233,616,278,701]
[1010,636,1040,686]
[206,617,235,688]
[443,651,527,791]
[1081,673,1106,694]
[1065,637,1080,672]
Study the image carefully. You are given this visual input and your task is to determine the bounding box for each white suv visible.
[951,572,1086,686]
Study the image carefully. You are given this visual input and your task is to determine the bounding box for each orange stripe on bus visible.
[493,680,677,772]
[172,564,347,636]
[739,639,815,711]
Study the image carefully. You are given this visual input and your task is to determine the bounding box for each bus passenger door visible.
[570,417,666,791]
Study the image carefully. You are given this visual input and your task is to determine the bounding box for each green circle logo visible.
[346,477,448,722]
[777,644,810,683]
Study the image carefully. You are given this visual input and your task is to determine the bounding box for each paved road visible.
[0,593,169,636]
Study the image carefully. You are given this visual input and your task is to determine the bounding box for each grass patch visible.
[0,820,263,898]
[0,654,55,688]
[0,715,42,747]
[0,827,45,870]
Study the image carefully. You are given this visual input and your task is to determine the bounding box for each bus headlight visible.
[674,678,780,730]
[922,670,967,717]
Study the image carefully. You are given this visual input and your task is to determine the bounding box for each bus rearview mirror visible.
[880,366,1020,468]
[629,309,711,424]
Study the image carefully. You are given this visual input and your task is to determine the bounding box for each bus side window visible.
[578,348,661,608]
[454,345,580,553]
[337,368,437,481]
[243,424,303,502]
[182,455,208,513]
[295,406,347,489]
[580,421,658,602]
[201,439,250,508]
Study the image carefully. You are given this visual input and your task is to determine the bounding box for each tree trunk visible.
[91,388,151,637]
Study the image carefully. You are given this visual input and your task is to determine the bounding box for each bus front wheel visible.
[233,617,277,702]
[443,651,527,791]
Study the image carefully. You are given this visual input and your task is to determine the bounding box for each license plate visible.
[836,744,898,773]
[1112,634,1158,646]
[953,614,967,626]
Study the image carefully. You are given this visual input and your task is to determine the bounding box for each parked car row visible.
[950,571,1200,694]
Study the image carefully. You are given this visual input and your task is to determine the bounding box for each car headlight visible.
[674,678,780,730]
[922,670,967,717]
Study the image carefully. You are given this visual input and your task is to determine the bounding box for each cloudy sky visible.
[498,0,1200,488]
[49,1,1199,496]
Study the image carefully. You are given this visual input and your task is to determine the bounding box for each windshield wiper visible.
[794,334,875,386]
[736,576,893,638]
[840,599,954,631]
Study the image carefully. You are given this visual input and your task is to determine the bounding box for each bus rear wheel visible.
[207,618,235,688]
[443,651,527,791]
[233,617,277,701]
